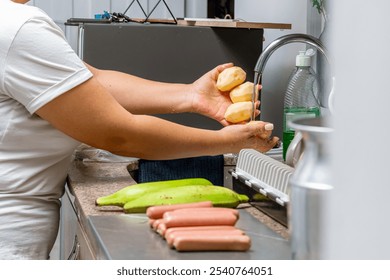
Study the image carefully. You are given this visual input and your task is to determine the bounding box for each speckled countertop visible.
[66,154,289,240]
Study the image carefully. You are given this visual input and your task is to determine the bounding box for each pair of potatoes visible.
[216,66,257,123]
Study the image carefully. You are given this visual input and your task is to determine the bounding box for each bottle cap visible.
[296,50,312,67]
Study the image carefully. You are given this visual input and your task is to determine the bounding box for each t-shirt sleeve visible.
[3,16,93,114]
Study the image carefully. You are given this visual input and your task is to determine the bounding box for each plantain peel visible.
[123,185,249,214]
[95,178,212,207]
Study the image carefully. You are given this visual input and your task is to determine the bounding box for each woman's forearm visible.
[36,75,278,160]
[88,64,194,115]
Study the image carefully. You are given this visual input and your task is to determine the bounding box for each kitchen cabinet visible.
[59,185,95,260]
[75,220,95,260]
[59,185,77,259]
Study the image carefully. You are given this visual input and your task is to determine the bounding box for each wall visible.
[324,1,390,259]
[29,0,185,30]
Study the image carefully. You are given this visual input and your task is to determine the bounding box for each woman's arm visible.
[36,75,278,160]
[86,63,193,116]
[86,63,256,126]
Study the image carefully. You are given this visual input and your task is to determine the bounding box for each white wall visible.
[29,0,184,30]
[324,1,390,259]
[185,0,207,18]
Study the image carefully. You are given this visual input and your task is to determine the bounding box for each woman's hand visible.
[220,121,280,154]
[190,63,260,126]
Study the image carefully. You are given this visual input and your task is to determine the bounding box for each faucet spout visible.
[251,33,331,120]
[254,33,328,75]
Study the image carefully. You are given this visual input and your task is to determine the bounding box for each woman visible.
[0,0,278,259]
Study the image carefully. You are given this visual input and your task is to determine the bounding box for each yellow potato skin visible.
[217,66,246,91]
[229,81,255,103]
[224,101,253,123]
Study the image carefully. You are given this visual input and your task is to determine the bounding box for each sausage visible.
[166,229,245,248]
[166,228,245,248]
[156,222,167,236]
[164,225,238,238]
[163,211,238,228]
[151,219,164,231]
[148,219,156,227]
[170,207,239,218]
[173,234,251,252]
[146,201,213,219]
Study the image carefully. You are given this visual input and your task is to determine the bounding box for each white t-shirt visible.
[0,1,93,259]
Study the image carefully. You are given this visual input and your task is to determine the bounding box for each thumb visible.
[212,63,234,81]
[247,121,274,136]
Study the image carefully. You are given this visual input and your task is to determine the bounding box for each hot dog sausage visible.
[173,234,251,252]
[170,207,239,218]
[156,222,167,236]
[148,219,156,227]
[152,219,164,231]
[164,225,238,238]
[163,211,238,228]
[166,228,245,248]
[146,201,213,219]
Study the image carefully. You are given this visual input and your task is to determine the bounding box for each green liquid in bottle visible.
[282,107,320,161]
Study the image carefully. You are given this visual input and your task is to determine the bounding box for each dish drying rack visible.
[230,149,294,227]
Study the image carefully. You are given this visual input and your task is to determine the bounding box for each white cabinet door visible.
[59,185,78,259]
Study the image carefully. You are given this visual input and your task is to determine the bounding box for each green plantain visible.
[123,185,249,213]
[96,178,212,207]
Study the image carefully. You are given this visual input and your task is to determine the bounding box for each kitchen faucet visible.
[252,33,334,166]
[251,33,332,120]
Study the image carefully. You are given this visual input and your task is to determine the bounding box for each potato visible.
[224,101,253,123]
[216,66,246,91]
[229,81,256,103]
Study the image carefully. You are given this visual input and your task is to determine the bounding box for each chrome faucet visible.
[252,33,334,167]
[251,33,331,120]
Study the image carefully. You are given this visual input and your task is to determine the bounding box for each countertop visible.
[66,153,291,259]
